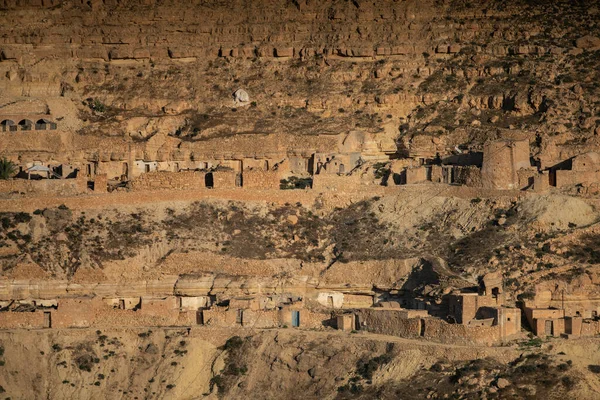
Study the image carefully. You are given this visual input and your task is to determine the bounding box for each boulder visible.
[496,378,510,389]
[233,89,250,104]
[575,35,600,50]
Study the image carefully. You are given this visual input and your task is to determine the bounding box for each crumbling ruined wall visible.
[454,166,483,187]
[130,171,206,191]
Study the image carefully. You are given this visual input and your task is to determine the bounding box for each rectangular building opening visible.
[545,320,553,336]
[44,312,52,328]
[327,296,334,308]
[291,310,300,327]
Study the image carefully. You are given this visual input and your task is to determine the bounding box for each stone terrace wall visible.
[243,169,281,190]
[130,171,206,191]
[0,177,87,197]
[312,173,362,191]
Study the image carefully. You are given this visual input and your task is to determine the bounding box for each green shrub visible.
[0,158,16,180]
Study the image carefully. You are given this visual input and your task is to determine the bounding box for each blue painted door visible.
[292,311,300,327]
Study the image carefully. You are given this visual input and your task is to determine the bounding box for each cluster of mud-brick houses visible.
[3,113,600,196]
[3,271,597,345]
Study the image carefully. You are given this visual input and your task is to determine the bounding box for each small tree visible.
[0,158,16,180]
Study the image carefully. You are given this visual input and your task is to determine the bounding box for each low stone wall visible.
[130,171,205,191]
[356,309,422,338]
[243,169,281,190]
[312,173,362,191]
[0,311,45,329]
[0,177,87,197]
[422,318,500,346]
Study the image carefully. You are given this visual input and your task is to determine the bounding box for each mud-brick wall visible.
[243,169,281,189]
[0,311,45,329]
[581,320,600,337]
[130,171,206,191]
[312,173,361,191]
[355,309,422,338]
[405,167,428,184]
[241,309,279,328]
[0,177,87,196]
[555,170,600,188]
[422,318,500,346]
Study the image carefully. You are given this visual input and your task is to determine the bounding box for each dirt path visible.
[0,185,522,213]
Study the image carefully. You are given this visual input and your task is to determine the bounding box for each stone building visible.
[446,273,521,339]
[481,139,531,190]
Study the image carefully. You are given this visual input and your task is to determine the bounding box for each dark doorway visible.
[545,320,553,336]
[235,172,243,187]
[236,309,243,325]
[196,311,204,325]
[549,170,557,187]
[205,172,214,188]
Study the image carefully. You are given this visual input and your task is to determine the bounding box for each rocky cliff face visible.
[0,0,599,162]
